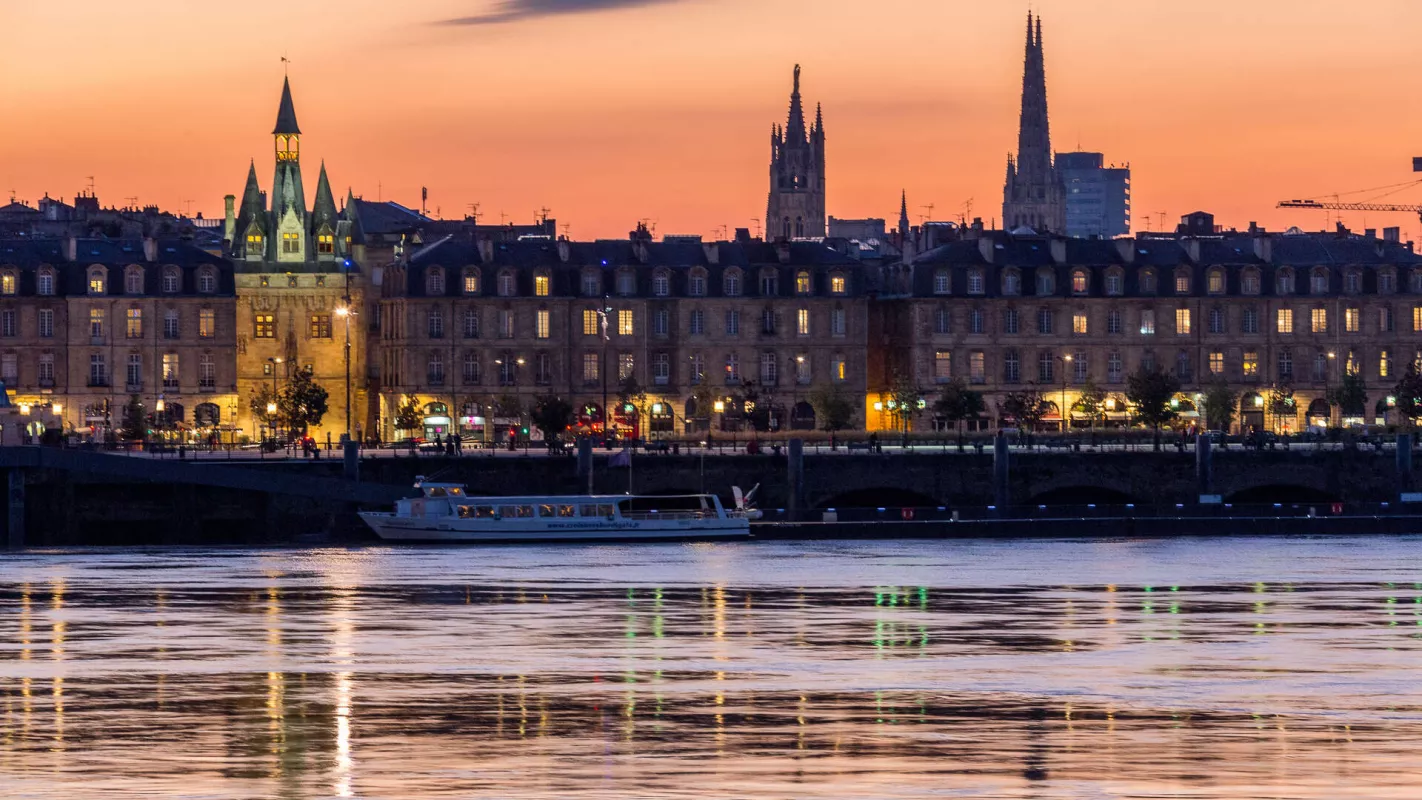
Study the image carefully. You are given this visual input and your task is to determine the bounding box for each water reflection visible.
[0,538,1421,798]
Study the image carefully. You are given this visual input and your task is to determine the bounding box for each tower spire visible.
[273,76,301,135]
[1003,12,1063,233]
[786,64,806,143]
[898,190,910,244]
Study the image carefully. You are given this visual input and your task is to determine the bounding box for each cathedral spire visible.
[1003,12,1063,233]
[898,190,911,246]
[785,64,807,144]
[312,160,338,233]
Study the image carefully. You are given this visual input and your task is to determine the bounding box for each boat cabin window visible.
[499,505,534,518]
[538,504,555,518]
[580,504,616,518]
[558,505,577,517]
[428,488,447,497]
[458,505,499,519]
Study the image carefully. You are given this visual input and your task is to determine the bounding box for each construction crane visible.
[1277,199,1422,226]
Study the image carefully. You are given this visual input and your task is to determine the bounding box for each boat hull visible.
[359,512,751,543]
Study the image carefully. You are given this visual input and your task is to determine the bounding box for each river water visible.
[1,537,1420,799]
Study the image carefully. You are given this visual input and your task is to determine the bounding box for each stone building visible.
[374,227,868,441]
[0,237,238,438]
[877,222,1422,434]
[222,77,391,442]
[766,65,826,240]
[1002,13,1066,234]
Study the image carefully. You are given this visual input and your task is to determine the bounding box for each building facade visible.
[881,226,1422,433]
[0,237,238,438]
[374,228,870,441]
[1002,13,1066,234]
[1058,151,1131,239]
[766,65,826,240]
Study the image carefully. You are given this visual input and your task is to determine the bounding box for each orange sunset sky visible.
[1,0,1421,241]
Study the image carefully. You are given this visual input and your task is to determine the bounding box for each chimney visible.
[702,242,720,265]
[775,241,791,264]
[142,238,157,261]
[556,239,570,263]
[1365,228,1377,239]
[223,194,236,249]
[64,236,77,262]
[1049,238,1067,264]
[1114,239,1135,264]
[1252,236,1272,263]
[1384,227,1401,243]
[477,236,494,264]
[1182,239,1201,263]
[977,237,995,263]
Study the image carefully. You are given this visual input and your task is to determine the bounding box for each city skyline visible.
[2,0,1422,239]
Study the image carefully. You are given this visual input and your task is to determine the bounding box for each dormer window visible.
[37,269,54,296]
[463,268,481,295]
[0,272,15,296]
[426,267,445,296]
[125,267,144,295]
[1071,269,1089,295]
[162,268,180,294]
[1035,269,1055,296]
[724,269,743,297]
[966,269,984,295]
[281,233,301,255]
[245,233,263,255]
[1379,268,1396,294]
[534,270,551,297]
[933,269,950,295]
[88,268,107,296]
[616,269,636,297]
[1277,267,1296,295]
[1344,269,1361,294]
[830,272,847,295]
[795,271,812,295]
[1174,269,1191,294]
[688,268,707,297]
[1242,268,1261,295]
[1310,267,1329,295]
[1207,268,1225,294]
[317,233,335,255]
[760,269,779,296]
[198,268,217,294]
[1140,269,1157,295]
[498,270,517,297]
[581,270,602,297]
[1002,269,1021,296]
[1104,268,1124,296]
[652,269,670,297]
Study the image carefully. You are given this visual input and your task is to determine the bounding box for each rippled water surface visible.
[3,537,1422,798]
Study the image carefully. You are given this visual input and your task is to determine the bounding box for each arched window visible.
[652,269,670,297]
[1035,269,1055,296]
[966,268,984,295]
[1276,267,1296,295]
[1071,269,1089,294]
[1207,268,1225,294]
[1174,268,1191,295]
[125,266,144,295]
[36,268,55,296]
[795,271,812,295]
[723,268,743,297]
[1241,267,1261,295]
[688,268,707,297]
[533,269,551,297]
[0,270,16,296]
[829,271,847,295]
[462,267,481,295]
[795,217,804,238]
[616,268,636,296]
[933,269,951,295]
[1002,268,1021,296]
[760,269,779,296]
[1343,269,1361,294]
[782,217,791,239]
[1378,268,1397,294]
[425,267,446,296]
[88,267,107,296]
[580,269,601,297]
[1139,269,1157,295]
[1104,267,1124,296]
[498,270,517,297]
[1310,267,1329,295]
[198,268,217,294]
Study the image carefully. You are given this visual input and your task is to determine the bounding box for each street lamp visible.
[267,357,283,443]
[336,304,352,441]
[1058,354,1073,433]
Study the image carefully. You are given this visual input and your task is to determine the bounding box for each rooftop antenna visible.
[466,202,480,223]
[751,218,761,238]
[919,203,935,225]
[960,198,974,224]
[182,199,195,217]
[377,182,382,202]
[85,176,95,196]
[536,207,552,224]
[560,222,571,239]
[124,196,139,210]
[7,190,14,203]
[499,211,508,226]
[1156,211,1167,232]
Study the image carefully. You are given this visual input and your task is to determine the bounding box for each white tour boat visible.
[359,479,760,542]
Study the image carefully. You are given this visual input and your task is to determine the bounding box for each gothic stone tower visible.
[766,65,826,240]
[1002,13,1066,234]
[223,76,368,443]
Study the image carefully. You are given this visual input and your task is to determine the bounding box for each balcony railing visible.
[90,378,111,388]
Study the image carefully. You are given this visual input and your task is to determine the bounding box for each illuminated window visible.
[1209,351,1223,375]
[126,308,142,338]
[797,308,810,336]
[832,354,846,382]
[199,309,214,338]
[88,269,106,295]
[89,308,105,339]
[1175,272,1190,294]
[934,351,951,383]
[617,309,634,336]
[1139,310,1155,335]
[1345,307,1360,333]
[1414,306,1422,332]
[0,273,15,295]
[1311,307,1327,333]
[534,273,550,297]
[1071,270,1088,294]
[1243,351,1259,377]
[311,314,332,339]
[1381,350,1392,379]
[536,309,550,339]
[254,313,275,339]
[796,271,812,295]
[317,234,334,255]
[831,274,847,295]
[619,353,635,380]
[1072,313,1087,335]
[246,233,264,254]
[1277,308,1294,334]
[582,309,600,336]
[1175,308,1191,335]
[163,353,179,389]
[281,233,300,254]
[463,270,481,295]
[1207,270,1224,294]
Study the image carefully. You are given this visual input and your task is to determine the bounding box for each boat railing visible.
[619,510,718,522]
